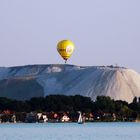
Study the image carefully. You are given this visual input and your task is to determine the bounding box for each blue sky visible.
[0,0,140,72]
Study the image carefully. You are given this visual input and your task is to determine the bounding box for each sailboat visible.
[78,111,84,124]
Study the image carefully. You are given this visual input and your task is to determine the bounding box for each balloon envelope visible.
[57,40,75,61]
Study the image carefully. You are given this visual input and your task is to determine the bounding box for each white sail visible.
[78,112,83,124]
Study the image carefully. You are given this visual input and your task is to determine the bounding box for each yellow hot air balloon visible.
[57,40,75,63]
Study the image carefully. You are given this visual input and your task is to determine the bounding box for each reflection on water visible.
[0,122,140,140]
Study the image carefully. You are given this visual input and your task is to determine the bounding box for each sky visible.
[0,0,140,72]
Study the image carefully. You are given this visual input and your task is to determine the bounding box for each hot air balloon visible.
[57,40,75,63]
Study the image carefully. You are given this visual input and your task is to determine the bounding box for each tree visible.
[94,96,115,113]
[133,97,137,103]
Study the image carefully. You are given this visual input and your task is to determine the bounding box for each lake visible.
[0,122,140,140]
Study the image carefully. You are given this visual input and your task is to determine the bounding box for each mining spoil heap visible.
[0,64,140,103]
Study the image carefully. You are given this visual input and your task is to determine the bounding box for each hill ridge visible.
[0,64,139,103]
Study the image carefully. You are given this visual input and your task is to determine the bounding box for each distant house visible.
[37,113,48,123]
[25,112,37,123]
[61,115,70,122]
[11,114,16,123]
[85,113,94,121]
[0,110,16,123]
[47,112,59,122]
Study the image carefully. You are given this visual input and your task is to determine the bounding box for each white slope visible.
[37,65,140,103]
[0,65,140,103]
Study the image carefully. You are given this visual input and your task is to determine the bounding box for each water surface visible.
[0,122,140,140]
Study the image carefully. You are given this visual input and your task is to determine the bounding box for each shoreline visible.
[0,120,139,124]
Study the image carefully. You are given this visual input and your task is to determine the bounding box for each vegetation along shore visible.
[0,95,140,123]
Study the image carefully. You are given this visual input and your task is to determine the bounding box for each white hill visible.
[0,64,140,103]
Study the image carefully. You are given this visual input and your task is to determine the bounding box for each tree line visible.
[0,95,140,120]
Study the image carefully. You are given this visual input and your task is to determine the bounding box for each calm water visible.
[0,122,140,140]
